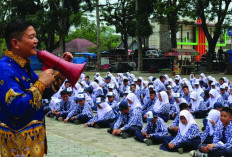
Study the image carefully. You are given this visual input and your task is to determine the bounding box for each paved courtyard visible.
[45,117,204,157]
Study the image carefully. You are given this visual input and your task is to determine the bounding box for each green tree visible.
[102,0,136,56]
[194,0,232,71]
[153,0,191,48]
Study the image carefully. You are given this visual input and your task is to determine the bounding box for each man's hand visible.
[38,69,55,87]
[201,146,209,153]
[112,129,117,135]
[206,144,215,151]
[64,119,68,123]
[70,117,75,121]
[116,129,122,134]
[143,115,147,119]
[142,131,146,136]
[146,134,151,139]
[210,120,216,126]
[168,143,175,149]
[52,110,56,114]
[61,52,73,62]
[90,121,95,126]
[83,123,88,127]
[55,112,60,116]
[174,127,179,132]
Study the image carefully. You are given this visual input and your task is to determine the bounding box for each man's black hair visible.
[160,75,165,80]
[182,85,189,90]
[150,90,156,95]
[94,79,99,84]
[219,78,225,82]
[208,80,213,85]
[60,90,68,96]
[130,83,136,87]
[65,81,70,84]
[221,107,232,116]
[5,19,33,50]
[179,103,189,111]
[85,76,89,79]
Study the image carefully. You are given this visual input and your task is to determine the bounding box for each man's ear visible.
[10,38,20,50]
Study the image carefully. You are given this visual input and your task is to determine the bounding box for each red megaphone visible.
[37,50,86,87]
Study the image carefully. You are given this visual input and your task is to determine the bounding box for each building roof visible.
[53,38,96,54]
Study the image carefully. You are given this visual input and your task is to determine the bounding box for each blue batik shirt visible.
[108,100,119,115]
[213,121,232,149]
[114,107,143,130]
[66,102,93,120]
[142,98,156,111]
[169,113,180,128]
[141,117,168,137]
[88,110,115,125]
[171,124,200,146]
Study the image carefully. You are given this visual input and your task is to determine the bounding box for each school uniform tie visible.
[221,127,226,143]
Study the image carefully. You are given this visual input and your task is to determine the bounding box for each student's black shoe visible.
[178,148,183,154]
[144,139,153,146]
[94,124,101,129]
[133,136,138,141]
[121,132,130,139]
[107,128,113,134]
[74,119,80,125]
[58,117,64,121]
[49,114,54,118]
[201,126,205,131]
[55,116,59,120]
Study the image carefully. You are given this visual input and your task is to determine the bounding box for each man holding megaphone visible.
[0,19,74,157]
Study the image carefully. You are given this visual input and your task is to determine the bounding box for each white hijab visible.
[97,102,112,120]
[228,89,232,103]
[126,93,142,109]
[179,110,197,136]
[183,80,193,91]
[174,97,187,113]
[207,109,220,135]
[190,91,204,111]
[209,89,221,108]
[90,82,101,92]
[153,91,169,112]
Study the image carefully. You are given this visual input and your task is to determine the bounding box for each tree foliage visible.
[66,17,120,53]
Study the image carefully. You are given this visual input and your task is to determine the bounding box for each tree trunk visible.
[170,25,177,48]
[137,36,143,71]
[207,41,216,71]
[96,0,101,70]
[123,33,129,62]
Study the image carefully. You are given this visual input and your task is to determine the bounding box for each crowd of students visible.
[42,72,232,157]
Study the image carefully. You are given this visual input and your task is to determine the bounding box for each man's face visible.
[183,88,189,95]
[220,89,225,94]
[16,26,38,58]
[108,96,114,102]
[85,77,89,82]
[105,79,110,83]
[123,80,128,85]
[131,85,136,92]
[219,80,224,85]
[61,94,69,102]
[220,111,232,127]
[150,94,156,100]
[78,100,85,106]
[120,109,129,114]
[65,83,70,88]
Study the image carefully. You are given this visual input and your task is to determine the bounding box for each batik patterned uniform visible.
[0,50,65,156]
[170,124,200,146]
[66,103,93,120]
[87,110,115,125]
[142,118,168,137]
[114,107,143,131]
